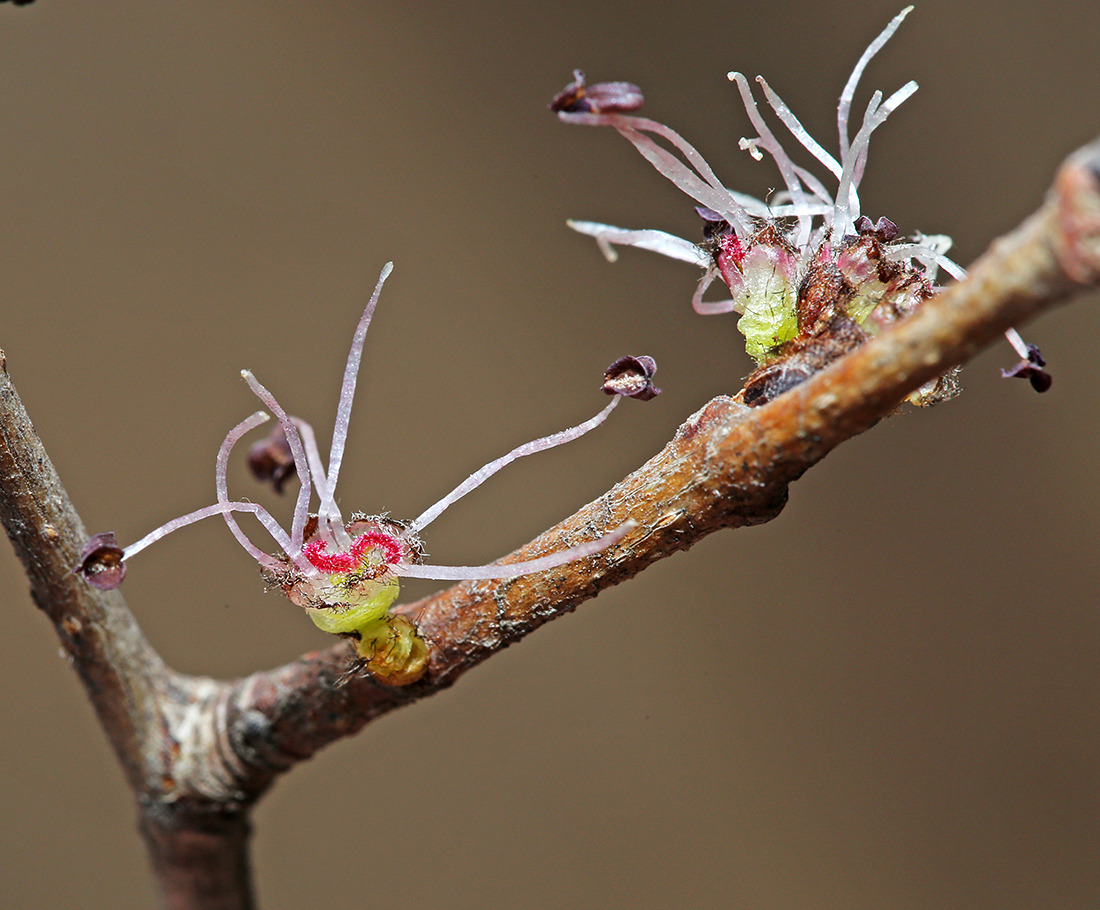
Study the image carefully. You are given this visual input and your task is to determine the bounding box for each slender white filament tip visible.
[241,369,313,554]
[325,262,394,515]
[410,397,621,534]
[838,5,913,159]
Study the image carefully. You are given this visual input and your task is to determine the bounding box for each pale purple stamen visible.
[410,396,621,534]
[289,417,346,548]
[123,500,295,563]
[618,127,753,231]
[562,112,730,196]
[215,410,285,570]
[396,521,635,581]
[560,111,753,232]
[839,6,913,160]
[241,370,313,554]
[691,269,739,316]
[325,262,393,525]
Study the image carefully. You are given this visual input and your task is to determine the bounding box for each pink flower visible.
[77,264,651,683]
[556,9,964,366]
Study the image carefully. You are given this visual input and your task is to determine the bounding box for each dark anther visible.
[854,215,899,242]
[602,355,662,400]
[551,70,644,114]
[1001,344,1053,393]
[74,532,127,590]
[248,426,298,493]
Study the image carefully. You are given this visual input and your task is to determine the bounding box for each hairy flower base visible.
[713,218,959,407]
[260,516,429,682]
[302,587,427,685]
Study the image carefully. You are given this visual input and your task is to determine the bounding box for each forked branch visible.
[1,138,1098,910]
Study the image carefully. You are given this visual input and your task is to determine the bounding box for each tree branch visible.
[2,137,1098,909]
[0,349,168,794]
[0,354,259,907]
[227,138,1100,773]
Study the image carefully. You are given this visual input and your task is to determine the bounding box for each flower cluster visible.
[77,264,656,684]
[554,8,1045,401]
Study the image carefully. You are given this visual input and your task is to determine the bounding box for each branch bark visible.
[229,137,1100,768]
[2,137,1098,909]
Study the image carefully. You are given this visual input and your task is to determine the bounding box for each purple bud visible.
[74,532,127,590]
[551,70,644,114]
[248,426,297,493]
[602,355,661,400]
[1000,344,1053,393]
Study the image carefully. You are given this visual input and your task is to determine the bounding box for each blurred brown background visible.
[1,1,1098,908]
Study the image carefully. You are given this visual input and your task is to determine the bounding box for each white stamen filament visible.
[729,72,815,247]
[692,269,741,315]
[756,77,843,179]
[410,396,622,534]
[566,221,709,265]
[396,521,636,580]
[885,243,966,281]
[838,5,913,159]
[833,91,883,234]
[123,500,297,564]
[788,166,835,208]
[215,411,284,570]
[241,370,313,555]
[850,79,918,191]
[290,417,348,549]
[325,262,393,520]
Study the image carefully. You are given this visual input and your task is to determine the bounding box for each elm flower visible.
[76,263,649,685]
[1000,327,1052,392]
[556,8,1044,399]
